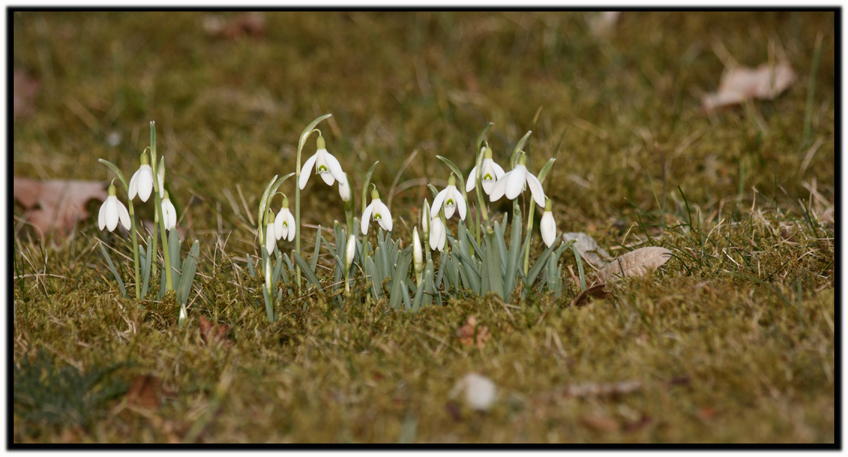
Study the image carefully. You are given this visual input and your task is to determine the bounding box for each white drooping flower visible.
[161,191,178,231]
[431,175,466,220]
[489,153,546,208]
[540,198,557,248]
[298,135,345,189]
[274,197,296,242]
[128,153,154,202]
[98,183,131,232]
[361,188,393,235]
[429,215,447,251]
[421,198,430,236]
[345,234,356,271]
[338,172,351,202]
[265,212,277,255]
[466,146,506,195]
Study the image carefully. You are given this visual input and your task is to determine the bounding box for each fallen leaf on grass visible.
[126,375,164,410]
[203,12,266,40]
[568,283,612,307]
[595,246,672,283]
[14,176,108,236]
[455,316,490,349]
[199,315,230,346]
[14,68,39,119]
[580,414,620,432]
[562,232,612,270]
[702,61,796,110]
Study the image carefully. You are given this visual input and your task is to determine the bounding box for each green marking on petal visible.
[446,199,455,206]
[483,173,493,181]
[318,165,328,173]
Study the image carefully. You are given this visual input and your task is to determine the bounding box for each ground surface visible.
[12,11,835,443]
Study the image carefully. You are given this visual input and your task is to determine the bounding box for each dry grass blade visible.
[596,247,672,282]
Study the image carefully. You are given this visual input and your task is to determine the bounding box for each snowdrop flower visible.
[431,175,466,220]
[413,226,423,276]
[161,191,177,231]
[338,172,351,202]
[361,188,392,235]
[429,215,446,251]
[298,135,345,189]
[489,153,545,208]
[98,183,131,232]
[466,147,505,195]
[274,196,296,242]
[421,198,430,237]
[345,234,356,271]
[156,159,165,195]
[128,152,154,202]
[265,212,277,255]
[540,198,557,248]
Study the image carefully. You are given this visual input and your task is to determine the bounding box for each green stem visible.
[264,253,274,322]
[523,201,536,276]
[150,121,173,291]
[129,201,140,299]
[149,209,158,291]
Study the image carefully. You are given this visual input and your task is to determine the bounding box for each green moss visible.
[13,11,834,443]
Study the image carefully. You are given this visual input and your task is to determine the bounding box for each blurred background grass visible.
[12,11,835,444]
[13,11,834,246]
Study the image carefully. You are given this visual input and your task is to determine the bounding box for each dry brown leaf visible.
[568,283,612,307]
[455,316,490,349]
[204,12,266,40]
[14,176,108,236]
[562,232,612,270]
[14,68,39,119]
[199,315,231,346]
[595,246,672,282]
[126,374,164,410]
[702,61,796,110]
[580,414,621,432]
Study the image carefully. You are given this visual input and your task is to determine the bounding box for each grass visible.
[12,11,835,443]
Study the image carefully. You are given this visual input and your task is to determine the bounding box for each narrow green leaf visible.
[366,257,382,299]
[293,251,323,291]
[168,230,181,287]
[487,231,504,298]
[298,114,333,157]
[97,159,128,191]
[527,244,556,286]
[262,286,274,323]
[246,253,256,277]
[389,251,411,309]
[504,207,523,298]
[572,243,586,291]
[423,259,436,306]
[99,243,126,298]
[256,174,278,236]
[140,237,152,298]
[176,241,199,306]
[435,155,468,196]
[361,161,380,214]
[536,158,557,183]
[411,273,425,312]
[510,130,533,169]
[310,226,322,273]
[476,122,494,153]
[401,280,412,311]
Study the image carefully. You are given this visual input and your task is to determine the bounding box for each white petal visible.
[265,225,276,254]
[118,201,131,231]
[489,172,510,202]
[455,188,467,220]
[98,200,107,230]
[137,166,153,202]
[525,173,546,208]
[275,210,285,239]
[298,153,318,189]
[361,203,374,235]
[376,201,393,232]
[465,165,478,193]
[167,200,177,229]
[429,217,443,251]
[540,211,556,248]
[315,150,336,185]
[505,166,526,200]
[105,198,119,232]
[324,150,346,183]
[482,160,506,195]
[128,169,140,200]
[443,187,457,219]
[285,212,296,241]
[490,161,506,179]
[338,174,351,202]
[430,188,447,216]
